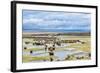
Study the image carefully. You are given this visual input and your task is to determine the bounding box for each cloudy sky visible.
[22,10,91,32]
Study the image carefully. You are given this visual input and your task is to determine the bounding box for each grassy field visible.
[63,36,91,52]
[22,35,91,63]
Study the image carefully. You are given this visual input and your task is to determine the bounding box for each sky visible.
[22,10,91,33]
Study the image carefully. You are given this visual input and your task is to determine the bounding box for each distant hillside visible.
[23,32,90,38]
[58,32,90,36]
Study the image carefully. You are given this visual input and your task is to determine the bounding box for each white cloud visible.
[23,10,91,32]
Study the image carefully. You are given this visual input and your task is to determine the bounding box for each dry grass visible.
[22,55,50,63]
[22,35,91,62]
[65,36,91,52]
